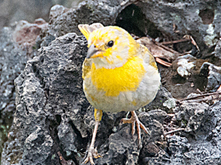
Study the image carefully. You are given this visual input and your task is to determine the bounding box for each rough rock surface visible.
[0,0,80,29]
[171,101,221,165]
[200,62,221,92]
[0,26,33,159]
[0,18,49,163]
[214,39,221,60]
[1,0,221,165]
[142,1,220,48]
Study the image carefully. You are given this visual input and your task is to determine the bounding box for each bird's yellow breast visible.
[86,56,146,97]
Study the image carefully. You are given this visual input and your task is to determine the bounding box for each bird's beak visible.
[86,44,100,58]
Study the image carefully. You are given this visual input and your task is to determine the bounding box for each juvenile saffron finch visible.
[78,23,161,164]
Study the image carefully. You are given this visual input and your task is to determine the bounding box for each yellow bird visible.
[78,23,161,164]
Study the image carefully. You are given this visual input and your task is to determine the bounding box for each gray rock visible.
[1,0,221,165]
[183,101,221,165]
[94,110,165,165]
[167,135,189,165]
[48,2,120,38]
[168,101,221,164]
[0,26,29,160]
[136,0,221,50]
[145,109,168,124]
[95,126,139,165]
[0,26,28,112]
[0,18,51,163]
[0,0,78,29]
[1,32,88,164]
[174,101,214,136]
[57,120,77,153]
[214,39,221,60]
[22,127,53,165]
[200,62,221,92]
[163,102,221,165]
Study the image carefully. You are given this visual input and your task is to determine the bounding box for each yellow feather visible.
[79,23,104,80]
[78,23,104,40]
[88,56,146,97]
[78,23,161,164]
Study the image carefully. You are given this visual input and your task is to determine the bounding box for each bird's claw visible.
[121,111,150,148]
[83,147,101,165]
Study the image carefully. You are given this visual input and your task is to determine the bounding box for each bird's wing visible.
[78,23,104,40]
[140,44,158,69]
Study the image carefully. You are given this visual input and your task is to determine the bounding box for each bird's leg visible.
[83,109,102,164]
[121,111,149,148]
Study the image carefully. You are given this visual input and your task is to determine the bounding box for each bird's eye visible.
[107,40,114,47]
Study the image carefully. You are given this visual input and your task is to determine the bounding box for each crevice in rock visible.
[199,8,214,24]
[31,59,46,89]
[46,114,63,165]
[116,4,163,39]
[68,120,88,152]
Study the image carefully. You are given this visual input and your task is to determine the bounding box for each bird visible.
[78,23,161,164]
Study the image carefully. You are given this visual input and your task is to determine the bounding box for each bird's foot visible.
[83,146,100,165]
[121,111,149,148]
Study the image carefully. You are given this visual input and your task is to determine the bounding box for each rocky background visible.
[0,0,221,165]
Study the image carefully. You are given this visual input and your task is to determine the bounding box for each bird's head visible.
[85,26,139,69]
